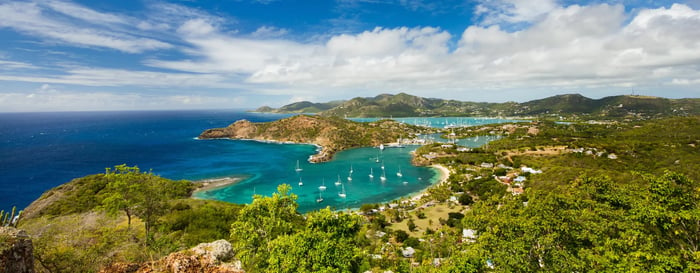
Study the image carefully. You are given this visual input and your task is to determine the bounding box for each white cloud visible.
[0,60,37,70]
[44,0,128,25]
[2,0,700,109]
[251,26,289,38]
[0,86,249,112]
[476,0,558,26]
[0,1,171,53]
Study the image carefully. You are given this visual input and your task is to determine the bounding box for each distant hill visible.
[253,100,344,114]
[256,93,700,119]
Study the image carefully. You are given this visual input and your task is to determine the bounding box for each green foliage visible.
[458,193,474,206]
[159,199,241,247]
[394,230,409,243]
[230,184,304,270]
[461,172,699,272]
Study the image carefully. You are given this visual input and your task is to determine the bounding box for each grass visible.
[391,202,466,238]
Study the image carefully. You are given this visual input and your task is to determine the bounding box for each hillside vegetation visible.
[199,114,427,162]
[16,115,698,272]
[257,93,700,119]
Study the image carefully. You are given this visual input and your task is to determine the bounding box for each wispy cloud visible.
[1,0,699,111]
[0,1,171,53]
[0,84,248,112]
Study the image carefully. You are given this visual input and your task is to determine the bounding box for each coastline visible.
[409,164,451,202]
[192,176,245,195]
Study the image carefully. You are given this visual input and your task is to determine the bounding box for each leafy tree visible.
[101,164,169,244]
[458,193,474,206]
[267,209,364,273]
[230,184,303,270]
[101,165,146,228]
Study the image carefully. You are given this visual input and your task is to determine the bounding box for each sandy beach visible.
[410,164,451,201]
[193,177,244,194]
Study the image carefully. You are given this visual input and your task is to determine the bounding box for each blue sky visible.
[0,0,699,112]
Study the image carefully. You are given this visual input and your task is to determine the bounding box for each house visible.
[480,162,494,168]
[512,187,524,195]
[402,247,416,258]
[462,229,477,242]
[607,153,618,159]
[520,166,542,174]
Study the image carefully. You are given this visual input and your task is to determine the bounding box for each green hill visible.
[259,93,700,119]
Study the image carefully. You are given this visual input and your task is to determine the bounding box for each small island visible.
[198,114,431,163]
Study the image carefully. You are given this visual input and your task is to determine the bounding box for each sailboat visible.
[379,144,385,150]
[338,184,346,198]
[381,162,385,170]
[319,179,327,191]
[298,177,303,186]
[335,175,342,186]
[347,165,353,181]
[295,160,303,172]
[316,191,324,203]
[369,168,374,179]
[380,169,387,181]
[396,166,403,177]
[349,165,354,174]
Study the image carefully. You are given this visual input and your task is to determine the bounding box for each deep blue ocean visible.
[0,111,509,213]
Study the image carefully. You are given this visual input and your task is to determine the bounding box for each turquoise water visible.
[350,117,529,128]
[193,144,437,212]
[1,111,508,213]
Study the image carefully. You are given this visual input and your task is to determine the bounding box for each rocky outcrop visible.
[99,240,243,273]
[0,227,34,273]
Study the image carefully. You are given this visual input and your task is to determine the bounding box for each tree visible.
[459,193,474,206]
[230,184,303,270]
[267,209,364,273]
[101,164,168,244]
[101,165,145,228]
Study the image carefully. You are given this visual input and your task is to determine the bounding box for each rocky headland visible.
[198,115,426,162]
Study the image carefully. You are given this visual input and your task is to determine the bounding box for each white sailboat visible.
[295,160,303,172]
[347,165,353,181]
[349,164,354,174]
[319,179,327,191]
[316,191,324,203]
[298,177,303,186]
[379,143,385,150]
[338,184,346,198]
[380,169,387,181]
[396,166,403,177]
[381,162,385,170]
[369,168,374,178]
[335,175,342,186]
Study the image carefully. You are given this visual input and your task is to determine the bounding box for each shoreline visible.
[408,164,451,202]
[192,176,245,195]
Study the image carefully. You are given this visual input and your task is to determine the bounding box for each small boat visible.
[396,166,403,177]
[369,168,374,179]
[403,181,408,185]
[381,162,385,170]
[338,184,346,198]
[298,177,303,186]
[316,191,324,203]
[347,176,352,181]
[295,160,303,172]
[319,179,327,191]
[380,169,387,181]
[335,175,342,186]
[379,144,385,150]
[349,165,354,174]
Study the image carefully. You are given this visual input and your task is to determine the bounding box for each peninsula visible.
[198,114,428,162]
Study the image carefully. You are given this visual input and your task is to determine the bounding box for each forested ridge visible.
[7,116,700,272]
